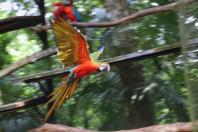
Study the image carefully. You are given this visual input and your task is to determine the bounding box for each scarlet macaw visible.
[53,0,81,22]
[44,18,110,122]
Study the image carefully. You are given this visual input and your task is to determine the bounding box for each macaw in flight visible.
[53,0,81,22]
[44,18,110,122]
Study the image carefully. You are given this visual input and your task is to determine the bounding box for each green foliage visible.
[6,31,41,62]
[0,0,197,131]
[0,35,11,68]
[179,3,198,131]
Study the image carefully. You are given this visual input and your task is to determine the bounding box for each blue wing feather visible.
[73,7,82,22]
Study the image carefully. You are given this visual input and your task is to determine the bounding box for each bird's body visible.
[44,18,110,122]
[63,5,78,22]
[73,61,100,79]
[53,1,81,22]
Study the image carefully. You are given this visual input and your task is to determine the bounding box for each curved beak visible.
[99,64,110,72]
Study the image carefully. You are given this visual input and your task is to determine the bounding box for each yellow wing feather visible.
[50,18,91,67]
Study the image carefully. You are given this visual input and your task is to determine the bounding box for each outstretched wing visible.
[90,45,104,62]
[50,18,91,67]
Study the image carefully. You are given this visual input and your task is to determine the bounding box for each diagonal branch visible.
[10,44,182,83]
[0,16,42,33]
[0,47,56,79]
[2,38,197,82]
[9,37,198,83]
[31,0,196,32]
[0,0,195,33]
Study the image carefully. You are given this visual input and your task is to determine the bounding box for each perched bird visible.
[53,0,81,22]
[44,18,110,122]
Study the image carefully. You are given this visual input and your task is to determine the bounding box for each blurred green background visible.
[0,0,197,132]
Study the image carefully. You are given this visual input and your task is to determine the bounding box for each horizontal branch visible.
[10,44,181,83]
[0,47,57,79]
[31,0,196,32]
[0,16,42,33]
[0,96,48,114]
[11,68,70,83]
[30,122,198,132]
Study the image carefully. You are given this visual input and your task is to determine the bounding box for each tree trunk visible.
[34,0,56,123]
[104,0,155,129]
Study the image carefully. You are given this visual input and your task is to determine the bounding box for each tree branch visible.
[0,0,195,33]
[0,97,197,131]
[11,68,70,83]
[31,0,196,32]
[10,44,182,83]
[0,16,42,33]
[2,38,197,82]
[10,37,198,83]
[0,96,48,114]
[0,47,56,79]
[29,122,198,132]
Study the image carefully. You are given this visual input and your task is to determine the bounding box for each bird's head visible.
[63,0,73,5]
[99,63,110,72]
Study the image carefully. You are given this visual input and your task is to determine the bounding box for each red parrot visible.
[44,18,110,122]
[52,0,81,22]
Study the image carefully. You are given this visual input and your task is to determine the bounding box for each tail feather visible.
[68,80,79,97]
[47,76,69,98]
[44,78,80,123]
[55,84,72,111]
[47,83,65,104]
[44,84,66,123]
